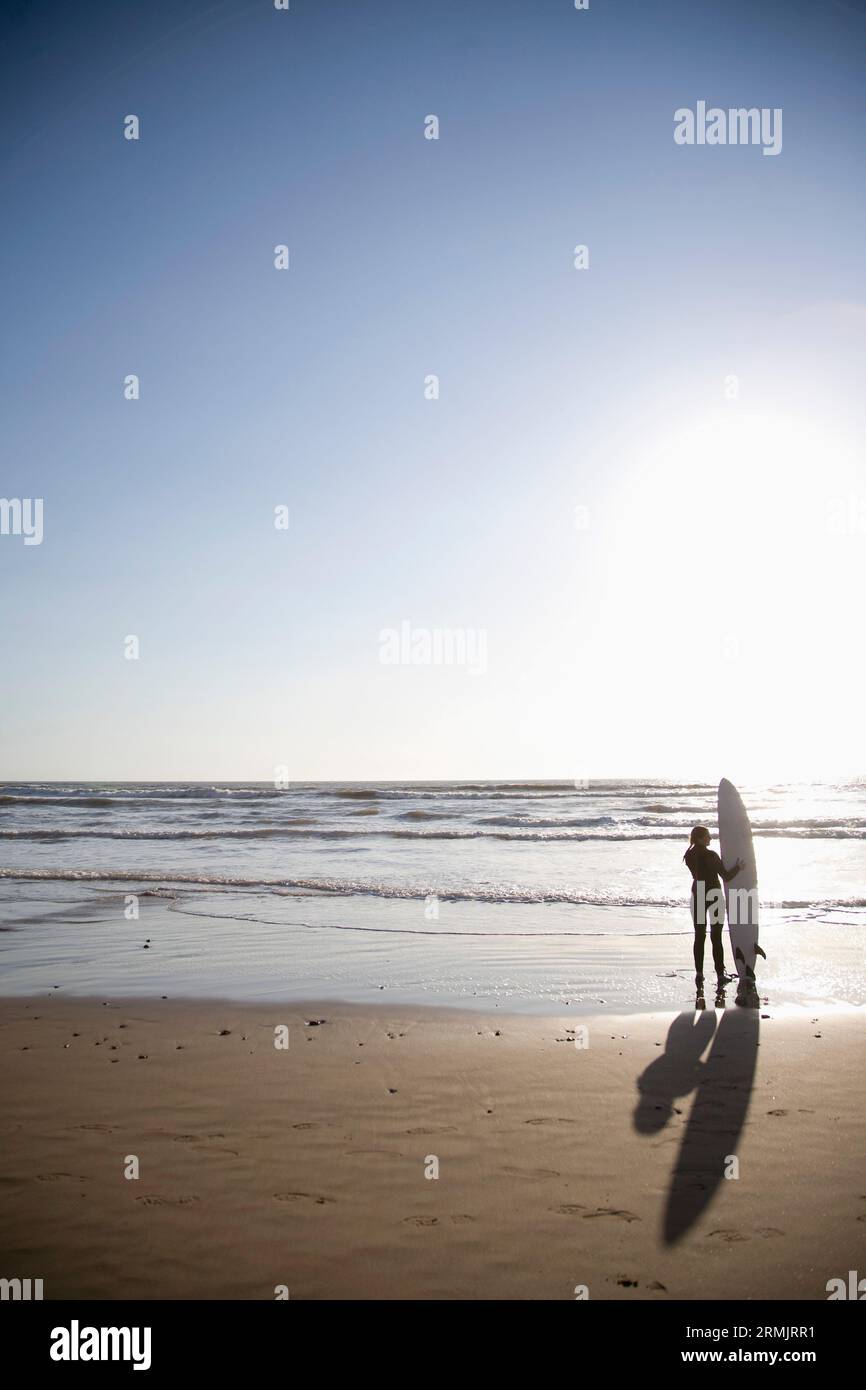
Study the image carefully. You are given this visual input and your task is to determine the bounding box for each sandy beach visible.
[1,995,863,1301]
[5,0,866,1346]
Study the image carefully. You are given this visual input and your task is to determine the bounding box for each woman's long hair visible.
[683,825,710,861]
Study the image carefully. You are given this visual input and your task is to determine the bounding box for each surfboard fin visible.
[755,944,767,960]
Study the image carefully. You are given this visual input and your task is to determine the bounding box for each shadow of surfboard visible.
[634,1007,759,1245]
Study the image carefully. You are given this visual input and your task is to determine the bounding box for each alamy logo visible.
[674,101,782,157]
[695,881,759,926]
[379,621,488,675]
[0,497,43,544]
[50,1320,152,1371]
[827,1270,866,1300]
[0,1277,43,1300]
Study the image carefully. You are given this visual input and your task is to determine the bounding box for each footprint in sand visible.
[500,1166,560,1179]
[584,1207,641,1223]
[406,1126,458,1135]
[176,1140,239,1156]
[525,1117,576,1126]
[344,1148,404,1158]
[135,1195,199,1207]
[273,1191,335,1206]
[76,1123,114,1134]
[708,1228,749,1242]
[550,1203,586,1215]
[172,1133,229,1144]
[767,1109,788,1117]
[398,1214,474,1226]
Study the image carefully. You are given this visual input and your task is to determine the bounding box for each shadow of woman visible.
[634,1008,760,1245]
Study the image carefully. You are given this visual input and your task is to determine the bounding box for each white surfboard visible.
[717,778,760,998]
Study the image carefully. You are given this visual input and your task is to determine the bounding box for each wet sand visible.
[0,996,863,1299]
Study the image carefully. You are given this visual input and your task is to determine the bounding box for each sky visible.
[2,0,866,782]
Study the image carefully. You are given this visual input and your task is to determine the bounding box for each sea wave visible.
[0,780,719,804]
[478,814,617,828]
[0,823,863,843]
[1,866,864,911]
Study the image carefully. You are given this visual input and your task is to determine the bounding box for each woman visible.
[683,825,742,997]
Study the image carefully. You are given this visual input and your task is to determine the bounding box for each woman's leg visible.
[710,921,726,977]
[707,889,727,977]
[691,889,706,980]
[693,930,707,978]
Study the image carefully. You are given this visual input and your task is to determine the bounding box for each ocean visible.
[1,779,864,1013]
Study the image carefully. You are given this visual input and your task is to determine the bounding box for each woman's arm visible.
[719,856,743,882]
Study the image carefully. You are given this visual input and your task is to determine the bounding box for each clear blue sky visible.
[2,0,865,780]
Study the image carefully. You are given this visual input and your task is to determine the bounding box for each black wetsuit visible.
[684,844,727,980]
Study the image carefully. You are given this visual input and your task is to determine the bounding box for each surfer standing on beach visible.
[683,825,742,999]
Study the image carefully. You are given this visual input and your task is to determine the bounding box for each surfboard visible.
[717,778,760,1001]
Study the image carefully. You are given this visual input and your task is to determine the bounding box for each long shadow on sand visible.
[633,1007,759,1244]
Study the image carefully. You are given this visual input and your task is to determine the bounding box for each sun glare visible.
[579,409,864,782]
